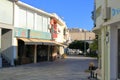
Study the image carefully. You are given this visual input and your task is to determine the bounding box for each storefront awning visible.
[17,38,64,46]
[18,38,54,45]
[52,41,64,46]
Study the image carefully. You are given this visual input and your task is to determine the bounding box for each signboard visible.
[108,0,120,18]
[14,28,28,38]
[30,30,51,40]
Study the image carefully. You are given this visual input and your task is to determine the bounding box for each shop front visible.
[14,28,63,65]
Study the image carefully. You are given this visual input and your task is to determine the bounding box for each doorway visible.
[118,29,120,78]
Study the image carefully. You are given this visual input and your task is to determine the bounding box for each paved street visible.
[0,56,97,80]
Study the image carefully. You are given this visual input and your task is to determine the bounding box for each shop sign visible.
[112,8,120,17]
[14,28,28,38]
[30,30,51,40]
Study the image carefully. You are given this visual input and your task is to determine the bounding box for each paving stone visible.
[0,56,97,80]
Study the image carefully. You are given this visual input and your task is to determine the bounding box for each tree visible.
[68,40,89,52]
[89,35,98,51]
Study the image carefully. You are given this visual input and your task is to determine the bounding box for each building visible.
[0,0,69,67]
[14,1,55,65]
[93,0,120,80]
[0,0,15,66]
[68,28,95,42]
[50,13,69,57]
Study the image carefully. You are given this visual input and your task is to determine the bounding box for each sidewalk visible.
[0,56,98,80]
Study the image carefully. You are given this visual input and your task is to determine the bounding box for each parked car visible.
[76,49,83,55]
[67,49,75,54]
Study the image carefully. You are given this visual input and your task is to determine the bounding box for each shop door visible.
[118,29,120,78]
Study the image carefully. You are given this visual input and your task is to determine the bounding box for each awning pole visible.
[34,45,37,63]
[48,45,50,61]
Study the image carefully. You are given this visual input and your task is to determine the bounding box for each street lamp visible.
[84,31,86,55]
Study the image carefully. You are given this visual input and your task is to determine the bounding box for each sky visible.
[20,0,94,31]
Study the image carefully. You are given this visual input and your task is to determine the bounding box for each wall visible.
[94,0,120,80]
[95,0,104,28]
[14,4,50,33]
[69,31,95,41]
[55,24,64,43]
[0,0,13,25]
[108,0,120,20]
[110,25,117,79]
[0,0,14,66]
[1,29,14,65]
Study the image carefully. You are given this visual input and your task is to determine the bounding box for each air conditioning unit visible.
[102,7,111,20]
[10,0,19,2]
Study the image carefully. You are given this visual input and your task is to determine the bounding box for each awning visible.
[30,38,54,45]
[18,38,54,45]
[52,41,64,46]
[18,38,33,44]
[17,38,64,46]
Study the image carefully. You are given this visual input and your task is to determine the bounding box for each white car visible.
[76,49,83,55]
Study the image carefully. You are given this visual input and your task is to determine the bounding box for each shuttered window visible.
[37,14,43,31]
[19,7,27,28]
[27,10,34,29]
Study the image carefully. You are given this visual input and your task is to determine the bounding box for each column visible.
[34,45,37,63]
[47,45,50,61]
[0,28,1,67]
[0,28,1,55]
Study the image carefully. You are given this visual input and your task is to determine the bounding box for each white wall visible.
[55,24,64,43]
[95,0,104,27]
[108,0,120,24]
[95,0,120,80]
[1,29,14,65]
[15,4,50,33]
[0,0,13,25]
[110,25,117,80]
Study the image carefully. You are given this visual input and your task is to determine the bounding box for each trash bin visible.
[0,57,2,68]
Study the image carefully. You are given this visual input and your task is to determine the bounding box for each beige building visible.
[68,28,95,41]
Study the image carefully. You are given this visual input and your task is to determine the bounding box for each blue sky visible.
[20,0,94,31]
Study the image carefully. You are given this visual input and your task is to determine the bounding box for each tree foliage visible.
[68,40,89,52]
[89,36,98,51]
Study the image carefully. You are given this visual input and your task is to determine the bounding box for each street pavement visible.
[0,56,98,80]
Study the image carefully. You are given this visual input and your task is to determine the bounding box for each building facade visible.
[68,28,95,42]
[50,13,69,56]
[93,0,120,80]
[0,0,14,66]
[0,0,69,66]
[14,1,54,65]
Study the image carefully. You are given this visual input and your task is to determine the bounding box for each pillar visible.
[47,45,50,61]
[34,45,37,63]
[0,28,1,55]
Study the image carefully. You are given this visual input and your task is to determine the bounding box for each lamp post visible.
[84,31,86,56]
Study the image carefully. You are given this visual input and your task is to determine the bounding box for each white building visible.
[93,0,120,80]
[0,0,14,66]
[0,0,69,66]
